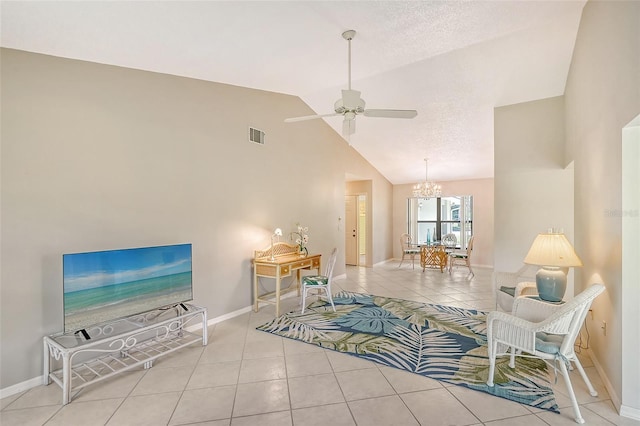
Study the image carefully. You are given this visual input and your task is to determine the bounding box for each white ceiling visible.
[0,1,585,184]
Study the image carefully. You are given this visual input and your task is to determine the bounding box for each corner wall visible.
[563,0,640,416]
[494,96,576,295]
[621,120,640,418]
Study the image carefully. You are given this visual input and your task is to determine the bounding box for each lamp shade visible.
[524,232,583,267]
[524,232,582,302]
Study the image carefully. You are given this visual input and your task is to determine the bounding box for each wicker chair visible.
[493,264,538,311]
[301,248,337,314]
[486,283,605,424]
[399,233,420,269]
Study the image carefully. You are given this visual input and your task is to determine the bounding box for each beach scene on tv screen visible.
[63,244,193,333]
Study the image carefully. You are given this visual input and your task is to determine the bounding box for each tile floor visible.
[2,262,638,426]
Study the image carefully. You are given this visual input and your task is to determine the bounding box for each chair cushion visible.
[450,253,467,259]
[499,286,516,297]
[535,332,564,354]
[302,275,328,286]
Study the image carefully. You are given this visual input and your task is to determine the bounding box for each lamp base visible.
[535,267,567,302]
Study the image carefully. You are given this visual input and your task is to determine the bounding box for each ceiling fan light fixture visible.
[413,158,441,199]
[342,118,356,137]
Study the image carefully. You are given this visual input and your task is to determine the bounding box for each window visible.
[407,196,473,247]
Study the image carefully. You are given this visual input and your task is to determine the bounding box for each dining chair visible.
[399,233,420,269]
[442,233,457,249]
[301,248,337,314]
[448,236,474,276]
[486,283,605,424]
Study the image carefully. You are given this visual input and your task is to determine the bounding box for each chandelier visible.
[413,158,441,199]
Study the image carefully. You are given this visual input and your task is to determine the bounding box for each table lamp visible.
[270,228,282,261]
[523,231,583,302]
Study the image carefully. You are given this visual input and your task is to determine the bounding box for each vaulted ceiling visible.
[0,1,585,184]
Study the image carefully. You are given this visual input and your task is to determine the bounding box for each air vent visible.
[249,127,265,145]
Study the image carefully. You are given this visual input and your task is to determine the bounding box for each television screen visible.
[63,243,193,334]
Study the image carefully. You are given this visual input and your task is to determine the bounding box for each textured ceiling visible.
[0,1,585,184]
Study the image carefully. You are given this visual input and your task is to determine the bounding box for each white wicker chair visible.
[486,283,605,424]
[301,248,337,314]
[492,264,538,311]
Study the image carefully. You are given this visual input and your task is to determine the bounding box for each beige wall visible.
[0,48,394,391]
[494,96,576,296]
[564,0,640,416]
[393,178,494,268]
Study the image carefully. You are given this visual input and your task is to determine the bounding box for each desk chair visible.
[301,248,337,314]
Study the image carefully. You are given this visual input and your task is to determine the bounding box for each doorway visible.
[345,195,358,265]
[345,179,371,267]
[358,195,367,265]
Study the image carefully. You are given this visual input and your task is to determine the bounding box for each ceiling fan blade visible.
[342,118,356,137]
[363,109,418,119]
[284,112,341,123]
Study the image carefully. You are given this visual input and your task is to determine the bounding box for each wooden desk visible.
[253,242,321,316]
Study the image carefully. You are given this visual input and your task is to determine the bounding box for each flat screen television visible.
[63,243,193,336]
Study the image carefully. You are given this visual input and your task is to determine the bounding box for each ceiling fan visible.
[284,30,418,137]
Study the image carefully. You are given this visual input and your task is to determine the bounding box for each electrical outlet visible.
[601,320,607,336]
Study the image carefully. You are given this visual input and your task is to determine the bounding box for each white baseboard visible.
[587,348,623,412]
[552,347,639,421]
[620,405,640,421]
[206,304,253,327]
[0,375,43,400]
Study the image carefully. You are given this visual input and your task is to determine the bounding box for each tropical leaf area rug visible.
[257,291,559,413]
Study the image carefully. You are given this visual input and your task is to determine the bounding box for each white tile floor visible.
[2,262,638,426]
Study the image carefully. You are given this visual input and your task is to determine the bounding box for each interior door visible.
[345,195,358,265]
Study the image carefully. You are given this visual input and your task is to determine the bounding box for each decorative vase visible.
[535,267,567,302]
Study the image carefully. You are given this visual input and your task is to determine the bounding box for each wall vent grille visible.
[249,127,265,145]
